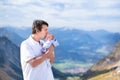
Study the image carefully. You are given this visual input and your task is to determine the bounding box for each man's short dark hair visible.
[32,20,48,34]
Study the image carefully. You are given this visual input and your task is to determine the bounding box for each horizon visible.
[0,25,119,33]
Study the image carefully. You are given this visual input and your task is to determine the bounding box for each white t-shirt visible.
[20,36,54,80]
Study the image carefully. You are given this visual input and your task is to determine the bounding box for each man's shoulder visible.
[21,37,30,46]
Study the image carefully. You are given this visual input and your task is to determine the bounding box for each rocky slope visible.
[82,41,120,80]
[91,41,120,71]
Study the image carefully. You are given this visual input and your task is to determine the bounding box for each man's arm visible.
[48,45,55,64]
[49,52,55,64]
[27,50,51,67]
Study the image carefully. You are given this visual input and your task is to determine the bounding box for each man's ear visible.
[36,29,40,33]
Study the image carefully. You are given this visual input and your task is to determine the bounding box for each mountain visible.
[0,36,23,80]
[82,41,120,80]
[90,41,120,71]
[1,26,31,39]
[89,29,120,45]
[0,27,24,46]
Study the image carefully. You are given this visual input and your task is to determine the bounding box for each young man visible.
[20,20,55,80]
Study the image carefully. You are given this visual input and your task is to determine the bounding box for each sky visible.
[0,0,120,32]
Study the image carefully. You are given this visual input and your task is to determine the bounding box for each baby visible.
[41,34,59,67]
[41,34,59,53]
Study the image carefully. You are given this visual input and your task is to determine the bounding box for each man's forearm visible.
[49,53,55,64]
[48,45,54,64]
[27,51,49,67]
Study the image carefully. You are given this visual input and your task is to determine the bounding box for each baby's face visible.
[45,34,54,40]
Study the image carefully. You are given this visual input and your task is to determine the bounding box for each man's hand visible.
[45,44,55,64]
[45,45,54,58]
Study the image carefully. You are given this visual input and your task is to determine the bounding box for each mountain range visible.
[0,26,120,73]
[0,26,120,80]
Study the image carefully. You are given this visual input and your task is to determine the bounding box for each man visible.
[20,20,55,80]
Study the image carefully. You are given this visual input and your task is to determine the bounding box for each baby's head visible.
[45,34,54,40]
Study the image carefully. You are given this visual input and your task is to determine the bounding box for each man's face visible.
[38,24,48,39]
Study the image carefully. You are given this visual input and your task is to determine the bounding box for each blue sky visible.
[0,0,120,32]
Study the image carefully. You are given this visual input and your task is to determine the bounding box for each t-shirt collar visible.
[29,35,40,45]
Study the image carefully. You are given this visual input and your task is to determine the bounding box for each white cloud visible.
[4,0,32,5]
[95,0,120,8]
[0,0,120,32]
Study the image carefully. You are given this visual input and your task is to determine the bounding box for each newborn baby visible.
[41,34,59,53]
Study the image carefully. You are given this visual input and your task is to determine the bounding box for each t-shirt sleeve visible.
[20,42,36,62]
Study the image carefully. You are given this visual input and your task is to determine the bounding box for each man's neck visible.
[31,34,41,42]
